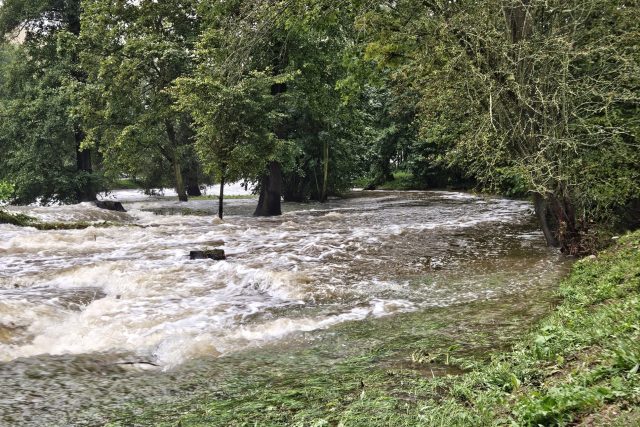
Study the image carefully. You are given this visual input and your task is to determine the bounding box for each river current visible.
[0,189,568,425]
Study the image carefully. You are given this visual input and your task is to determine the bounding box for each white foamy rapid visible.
[0,190,559,368]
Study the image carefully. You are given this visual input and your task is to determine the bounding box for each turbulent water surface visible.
[0,189,569,425]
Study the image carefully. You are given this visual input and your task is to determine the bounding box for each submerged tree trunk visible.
[218,174,225,219]
[185,172,201,197]
[254,73,287,215]
[320,140,329,203]
[75,129,97,202]
[184,158,202,197]
[254,161,282,216]
[551,195,582,255]
[173,159,187,202]
[165,120,188,202]
[533,193,559,248]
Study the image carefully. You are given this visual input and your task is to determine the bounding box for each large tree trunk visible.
[254,161,282,216]
[184,154,202,196]
[253,50,289,214]
[320,140,329,203]
[173,159,187,202]
[75,129,97,202]
[185,170,202,197]
[218,174,225,219]
[165,121,188,202]
[254,73,287,215]
[533,193,559,248]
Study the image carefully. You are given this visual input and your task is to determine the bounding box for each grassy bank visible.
[109,231,639,426]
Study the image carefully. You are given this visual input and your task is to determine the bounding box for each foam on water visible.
[0,190,560,369]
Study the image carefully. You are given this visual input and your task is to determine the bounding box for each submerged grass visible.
[0,209,35,226]
[108,231,640,426]
[0,209,122,230]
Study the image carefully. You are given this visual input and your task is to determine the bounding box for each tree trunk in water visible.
[282,171,307,202]
[255,59,287,214]
[165,120,188,202]
[187,182,201,197]
[254,161,282,216]
[218,175,225,219]
[320,140,329,203]
[173,159,187,202]
[551,195,582,255]
[533,193,559,248]
[75,129,97,202]
[185,160,202,197]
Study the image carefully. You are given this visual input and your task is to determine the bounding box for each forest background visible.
[0,0,638,254]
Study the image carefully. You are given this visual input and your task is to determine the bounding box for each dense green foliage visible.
[358,0,640,252]
[1,0,638,245]
[80,0,201,201]
[105,230,640,426]
[0,0,100,203]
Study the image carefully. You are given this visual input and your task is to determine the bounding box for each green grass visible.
[378,171,425,191]
[0,209,35,226]
[0,209,124,230]
[106,230,640,426]
[352,177,370,188]
[107,178,144,190]
[355,171,430,191]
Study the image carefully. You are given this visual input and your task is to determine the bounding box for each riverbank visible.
[108,230,639,426]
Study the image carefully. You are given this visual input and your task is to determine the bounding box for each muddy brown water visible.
[0,190,570,425]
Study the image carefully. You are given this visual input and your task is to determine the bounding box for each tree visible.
[187,0,370,217]
[174,72,281,218]
[80,0,201,202]
[361,0,640,253]
[0,0,100,204]
[277,0,368,203]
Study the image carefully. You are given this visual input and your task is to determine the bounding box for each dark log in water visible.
[190,249,226,260]
[95,201,126,212]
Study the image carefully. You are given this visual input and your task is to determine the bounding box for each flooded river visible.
[0,190,569,425]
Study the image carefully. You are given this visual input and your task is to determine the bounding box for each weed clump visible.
[0,210,36,226]
[1,210,118,230]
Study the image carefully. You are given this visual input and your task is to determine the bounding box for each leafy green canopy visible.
[361,0,640,252]
[0,0,100,204]
[175,0,375,201]
[79,0,201,200]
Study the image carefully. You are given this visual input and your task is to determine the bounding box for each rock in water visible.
[95,201,126,212]
[190,249,226,260]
